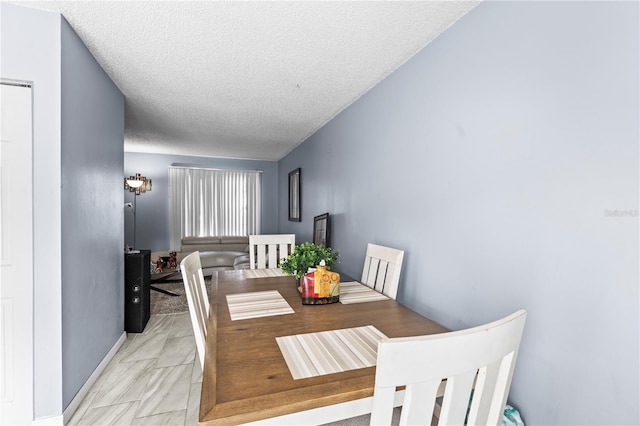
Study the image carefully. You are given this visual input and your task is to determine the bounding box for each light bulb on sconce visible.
[124,173,152,194]
[126,179,144,188]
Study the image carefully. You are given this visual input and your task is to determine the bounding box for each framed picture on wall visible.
[313,213,329,247]
[288,168,301,221]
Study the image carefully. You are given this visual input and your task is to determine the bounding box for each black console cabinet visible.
[124,250,150,333]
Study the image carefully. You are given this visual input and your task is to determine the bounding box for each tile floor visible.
[68,313,202,426]
[66,312,396,426]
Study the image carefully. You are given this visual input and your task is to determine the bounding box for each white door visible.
[0,83,34,424]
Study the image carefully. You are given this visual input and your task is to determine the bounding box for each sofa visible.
[151,236,251,276]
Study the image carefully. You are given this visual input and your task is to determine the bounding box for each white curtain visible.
[169,167,262,250]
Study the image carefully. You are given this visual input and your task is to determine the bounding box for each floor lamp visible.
[124,173,152,249]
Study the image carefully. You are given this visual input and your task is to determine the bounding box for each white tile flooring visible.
[68,313,202,426]
[66,312,397,426]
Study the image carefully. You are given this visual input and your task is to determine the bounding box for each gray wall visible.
[61,18,125,408]
[1,3,63,418]
[279,2,639,425]
[125,152,279,252]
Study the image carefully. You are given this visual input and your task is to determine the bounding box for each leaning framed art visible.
[288,168,301,221]
[313,213,329,247]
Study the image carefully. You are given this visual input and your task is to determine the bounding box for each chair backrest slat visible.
[249,234,295,269]
[180,251,210,371]
[370,310,527,426]
[360,243,404,299]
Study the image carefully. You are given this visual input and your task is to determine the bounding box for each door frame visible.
[1,79,35,424]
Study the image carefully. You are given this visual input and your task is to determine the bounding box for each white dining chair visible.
[370,309,527,426]
[360,243,405,300]
[249,234,295,269]
[180,251,210,371]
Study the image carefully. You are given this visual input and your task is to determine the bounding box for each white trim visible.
[61,332,127,424]
[1,83,34,424]
[0,79,33,88]
[31,414,63,425]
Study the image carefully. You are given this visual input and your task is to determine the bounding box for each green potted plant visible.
[280,242,339,279]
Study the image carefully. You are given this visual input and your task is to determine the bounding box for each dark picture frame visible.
[313,213,330,247]
[288,168,301,221]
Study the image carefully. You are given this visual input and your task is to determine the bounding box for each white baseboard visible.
[32,414,64,425]
[61,332,127,424]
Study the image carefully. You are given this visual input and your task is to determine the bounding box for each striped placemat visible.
[243,268,288,279]
[276,325,387,379]
[339,281,389,304]
[226,290,294,321]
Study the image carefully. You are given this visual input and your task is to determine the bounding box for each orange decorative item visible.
[155,257,164,273]
[301,262,340,305]
[168,251,178,270]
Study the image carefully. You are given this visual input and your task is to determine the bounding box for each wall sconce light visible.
[124,173,152,248]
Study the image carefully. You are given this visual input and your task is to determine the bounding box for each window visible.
[169,167,261,250]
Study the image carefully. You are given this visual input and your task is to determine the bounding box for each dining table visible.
[199,270,448,425]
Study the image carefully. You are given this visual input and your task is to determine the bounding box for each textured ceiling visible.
[19,1,479,160]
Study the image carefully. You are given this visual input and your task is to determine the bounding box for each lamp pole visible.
[132,192,137,249]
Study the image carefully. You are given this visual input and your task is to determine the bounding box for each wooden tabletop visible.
[199,270,448,425]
